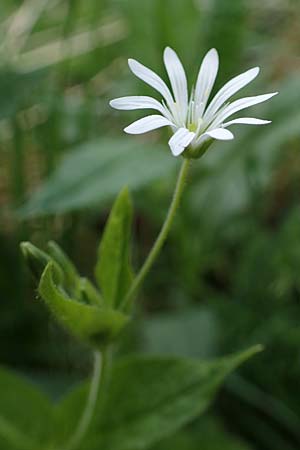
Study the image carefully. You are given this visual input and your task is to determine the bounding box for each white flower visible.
[110,48,277,157]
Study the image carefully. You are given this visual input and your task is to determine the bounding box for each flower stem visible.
[64,349,111,450]
[122,157,191,310]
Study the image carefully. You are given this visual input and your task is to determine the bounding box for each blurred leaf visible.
[116,0,200,70]
[0,68,46,119]
[55,381,89,445]
[141,307,219,359]
[227,75,300,188]
[17,17,127,73]
[203,0,247,83]
[90,346,261,450]
[95,187,133,308]
[19,138,177,217]
[38,262,129,348]
[0,366,54,450]
[155,0,201,61]
[187,75,300,225]
[152,416,253,450]
[57,346,261,450]
[189,153,249,224]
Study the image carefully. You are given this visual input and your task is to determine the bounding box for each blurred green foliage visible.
[0,347,258,450]
[1,0,300,449]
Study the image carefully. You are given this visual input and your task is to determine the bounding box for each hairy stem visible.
[64,349,110,450]
[122,157,191,310]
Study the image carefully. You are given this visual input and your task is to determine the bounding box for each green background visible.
[1,0,300,449]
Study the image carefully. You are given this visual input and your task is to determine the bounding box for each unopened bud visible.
[20,242,63,284]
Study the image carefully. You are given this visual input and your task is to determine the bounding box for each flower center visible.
[188,117,203,134]
[188,123,197,132]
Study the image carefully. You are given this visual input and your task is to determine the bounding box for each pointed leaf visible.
[78,277,103,306]
[57,346,262,450]
[47,241,80,297]
[152,416,253,450]
[95,187,133,308]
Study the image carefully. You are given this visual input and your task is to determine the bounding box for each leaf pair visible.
[39,263,129,348]
[21,187,134,349]
[0,347,261,450]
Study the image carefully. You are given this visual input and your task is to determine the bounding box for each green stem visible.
[122,158,191,310]
[64,349,111,450]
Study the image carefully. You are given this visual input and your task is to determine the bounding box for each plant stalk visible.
[122,157,191,310]
[64,348,111,450]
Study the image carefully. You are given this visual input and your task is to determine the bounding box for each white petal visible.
[163,47,188,122]
[128,59,174,108]
[204,67,260,122]
[223,117,271,127]
[194,48,219,118]
[168,127,195,156]
[210,92,278,128]
[110,96,168,115]
[124,115,173,135]
[205,128,234,140]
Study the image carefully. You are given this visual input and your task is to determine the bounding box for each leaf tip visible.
[233,344,264,367]
[118,185,132,205]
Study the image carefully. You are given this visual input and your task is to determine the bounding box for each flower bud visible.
[20,242,63,284]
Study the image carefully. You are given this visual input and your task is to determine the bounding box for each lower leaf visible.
[57,346,262,450]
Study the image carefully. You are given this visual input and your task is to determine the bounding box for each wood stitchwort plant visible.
[3,46,277,450]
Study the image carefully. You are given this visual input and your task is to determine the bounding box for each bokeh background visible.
[1,0,300,449]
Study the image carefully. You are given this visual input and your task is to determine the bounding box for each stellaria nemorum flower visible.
[110,48,277,157]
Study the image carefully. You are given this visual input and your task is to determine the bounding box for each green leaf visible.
[78,277,103,306]
[54,383,89,446]
[18,138,177,217]
[0,367,54,450]
[95,187,133,308]
[58,346,261,450]
[22,240,103,306]
[152,416,253,450]
[202,0,247,83]
[38,262,129,348]
[47,240,80,297]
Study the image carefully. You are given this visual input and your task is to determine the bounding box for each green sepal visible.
[39,262,130,349]
[183,138,213,159]
[95,187,134,308]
